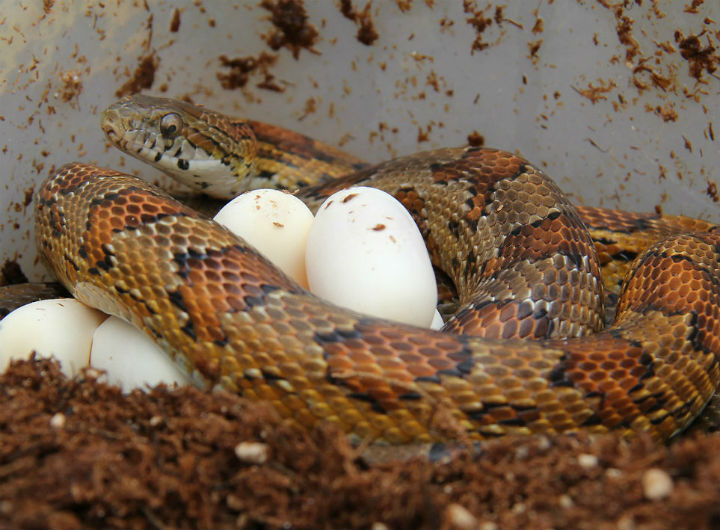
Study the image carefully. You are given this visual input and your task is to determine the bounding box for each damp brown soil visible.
[2,358,720,530]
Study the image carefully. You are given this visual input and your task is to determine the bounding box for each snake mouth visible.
[102,124,119,143]
[102,122,151,155]
[101,117,129,149]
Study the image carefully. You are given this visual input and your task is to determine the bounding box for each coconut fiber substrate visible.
[2,358,720,530]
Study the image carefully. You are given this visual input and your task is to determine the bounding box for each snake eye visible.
[160,113,183,139]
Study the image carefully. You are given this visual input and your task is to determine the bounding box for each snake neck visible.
[245,120,368,192]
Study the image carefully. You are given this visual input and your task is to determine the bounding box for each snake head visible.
[101,95,257,199]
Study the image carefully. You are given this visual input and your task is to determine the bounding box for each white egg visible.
[430,309,445,330]
[214,189,314,287]
[305,186,437,327]
[0,298,107,377]
[90,316,190,393]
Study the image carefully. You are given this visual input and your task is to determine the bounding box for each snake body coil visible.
[33,96,720,445]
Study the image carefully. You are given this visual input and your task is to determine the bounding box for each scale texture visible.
[35,152,720,445]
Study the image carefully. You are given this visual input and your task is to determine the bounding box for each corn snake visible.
[31,95,720,445]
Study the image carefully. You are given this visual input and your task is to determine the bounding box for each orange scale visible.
[400,360,436,379]
[418,346,444,358]
[221,270,242,285]
[110,217,131,230]
[365,343,397,359]
[154,233,174,248]
[677,282,691,296]
[587,369,606,382]
[514,367,538,380]
[376,356,406,371]
[498,303,516,323]
[604,348,628,361]
[126,192,146,204]
[495,373,523,390]
[406,334,432,346]
[599,380,628,397]
[101,217,118,231]
[180,291,201,311]
[187,234,206,248]
[671,324,690,339]
[425,355,461,372]
[587,351,608,362]
[366,385,399,403]
[352,330,381,345]
[323,346,356,368]
[210,294,233,313]
[620,374,646,390]
[290,319,314,335]
[378,328,406,341]
[483,322,503,337]
[600,360,620,371]
[110,205,127,217]
[216,255,241,271]
[205,325,228,343]
[169,234,189,248]
[397,352,429,368]
[204,269,222,283]
[695,289,710,303]
[433,339,463,351]
[668,260,684,274]
[614,403,642,422]
[671,336,688,350]
[619,356,642,370]
[239,270,261,285]
[487,406,517,423]
[517,318,536,338]
[348,349,380,365]
[389,341,414,352]
[500,319,518,339]
[206,256,226,271]
[171,222,191,236]
[143,203,160,215]
[224,282,246,297]
[205,281,226,296]
[383,366,418,384]
[648,267,662,281]
[607,368,629,382]
[485,364,512,379]
[499,355,527,369]
[690,277,706,291]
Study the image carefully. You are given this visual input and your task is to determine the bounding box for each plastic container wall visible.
[1,1,717,281]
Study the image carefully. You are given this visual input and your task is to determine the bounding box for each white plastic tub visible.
[1,1,717,281]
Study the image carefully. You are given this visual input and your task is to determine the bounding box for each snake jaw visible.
[101,121,119,143]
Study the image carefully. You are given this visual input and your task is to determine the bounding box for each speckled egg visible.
[305,186,437,327]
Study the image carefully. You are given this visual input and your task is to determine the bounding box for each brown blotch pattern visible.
[35,155,720,445]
